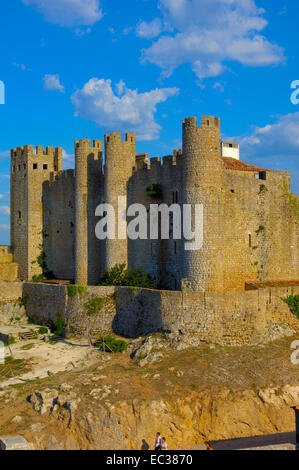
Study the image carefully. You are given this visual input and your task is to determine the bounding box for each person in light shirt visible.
[161,437,168,450]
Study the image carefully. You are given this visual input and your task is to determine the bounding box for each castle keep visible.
[10,115,299,292]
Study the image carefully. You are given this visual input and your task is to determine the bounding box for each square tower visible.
[10,145,62,280]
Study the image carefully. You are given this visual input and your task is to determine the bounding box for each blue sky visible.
[0,0,299,244]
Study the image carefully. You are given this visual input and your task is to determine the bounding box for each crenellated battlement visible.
[104,132,135,145]
[75,139,103,151]
[49,169,75,186]
[183,115,220,131]
[11,145,62,159]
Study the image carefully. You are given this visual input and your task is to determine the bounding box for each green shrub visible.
[95,335,127,353]
[32,274,46,283]
[67,285,88,298]
[146,184,163,199]
[284,190,299,225]
[51,317,64,337]
[282,290,299,319]
[9,336,16,345]
[99,264,155,289]
[258,184,267,195]
[18,294,28,308]
[255,225,265,235]
[83,298,105,317]
[38,327,48,335]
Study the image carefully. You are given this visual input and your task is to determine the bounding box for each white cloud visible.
[75,27,92,36]
[43,74,65,93]
[0,195,3,199]
[22,0,103,27]
[213,82,224,93]
[0,225,9,230]
[140,0,284,79]
[0,206,10,216]
[232,112,299,194]
[71,78,179,140]
[62,149,75,170]
[13,62,28,71]
[238,112,299,160]
[0,151,10,159]
[136,18,164,39]
[116,80,126,96]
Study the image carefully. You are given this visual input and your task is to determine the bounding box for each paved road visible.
[210,431,296,450]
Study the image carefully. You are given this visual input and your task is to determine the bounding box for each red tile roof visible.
[222,157,273,172]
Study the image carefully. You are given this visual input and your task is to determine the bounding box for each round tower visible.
[182,116,224,292]
[75,139,103,286]
[104,133,135,270]
[75,139,90,286]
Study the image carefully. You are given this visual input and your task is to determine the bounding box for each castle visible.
[10,115,299,292]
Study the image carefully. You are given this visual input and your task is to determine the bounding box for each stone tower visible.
[104,133,135,270]
[10,145,62,281]
[75,139,103,286]
[182,116,224,292]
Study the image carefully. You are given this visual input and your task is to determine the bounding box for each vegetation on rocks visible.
[99,264,155,289]
[282,291,299,319]
[67,285,88,298]
[83,298,106,347]
[95,335,127,353]
[146,183,163,199]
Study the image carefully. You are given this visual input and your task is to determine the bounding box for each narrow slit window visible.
[33,163,38,170]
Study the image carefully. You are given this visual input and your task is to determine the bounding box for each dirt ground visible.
[0,333,298,449]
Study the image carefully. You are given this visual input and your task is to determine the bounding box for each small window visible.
[18,165,21,171]
[259,171,267,181]
[255,172,267,181]
[249,234,252,248]
[54,165,57,171]
[229,143,233,148]
[13,166,15,173]
[43,164,48,170]
[18,211,21,219]
[23,164,26,170]
[33,163,38,170]
[174,241,177,254]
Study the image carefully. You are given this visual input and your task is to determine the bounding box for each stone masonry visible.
[10,115,299,292]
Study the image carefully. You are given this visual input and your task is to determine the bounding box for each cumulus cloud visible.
[140,0,284,79]
[71,78,179,140]
[233,112,299,194]
[238,113,299,160]
[0,206,10,216]
[43,74,65,93]
[22,0,103,27]
[136,18,165,39]
[0,225,10,230]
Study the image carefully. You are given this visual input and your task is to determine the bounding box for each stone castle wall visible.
[0,281,26,324]
[43,171,76,281]
[0,247,18,281]
[10,115,299,292]
[23,283,299,346]
[11,145,62,281]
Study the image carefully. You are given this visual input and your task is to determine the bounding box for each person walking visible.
[154,432,162,451]
[161,437,168,450]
